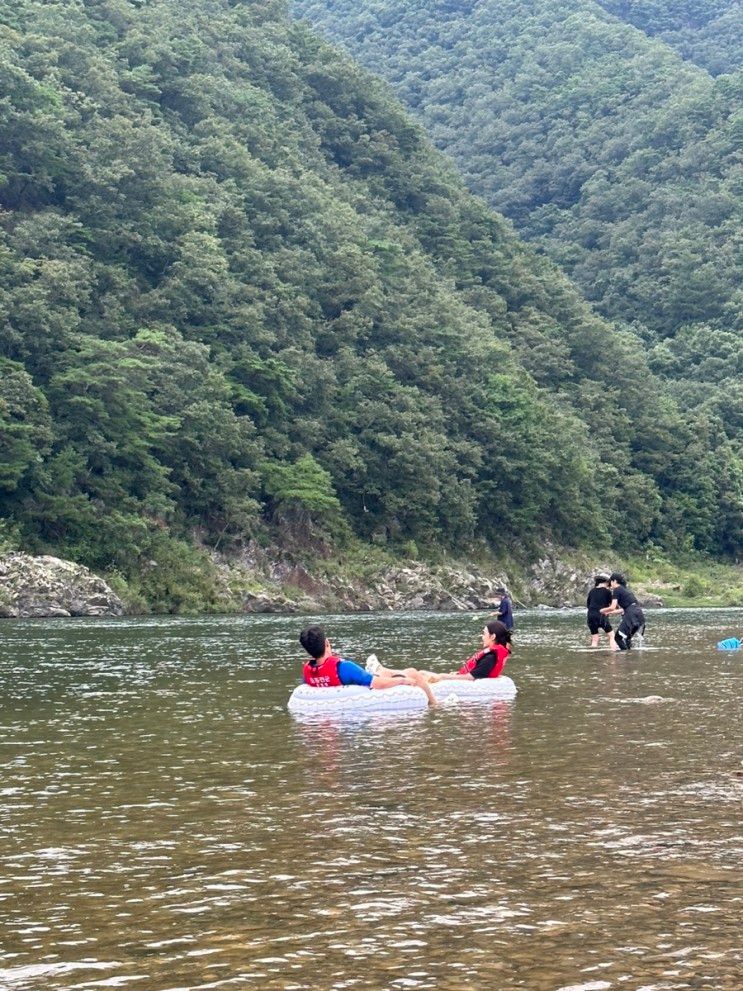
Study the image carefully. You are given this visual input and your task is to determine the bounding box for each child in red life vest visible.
[367,621,512,682]
[300,625,437,706]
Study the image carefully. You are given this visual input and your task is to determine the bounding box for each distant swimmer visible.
[601,573,646,651]
[586,573,615,648]
[299,625,436,706]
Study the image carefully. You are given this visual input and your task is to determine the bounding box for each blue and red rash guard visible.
[303,656,373,688]
[457,644,510,679]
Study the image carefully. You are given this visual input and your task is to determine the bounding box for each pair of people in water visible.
[587,572,646,650]
[299,621,513,707]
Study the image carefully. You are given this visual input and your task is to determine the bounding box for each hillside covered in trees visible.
[294,0,742,444]
[596,0,742,75]
[0,0,740,607]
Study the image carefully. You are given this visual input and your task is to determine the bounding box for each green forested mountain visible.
[294,0,742,436]
[0,0,739,606]
[596,1,742,75]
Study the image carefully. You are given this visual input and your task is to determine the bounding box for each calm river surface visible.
[1,608,741,991]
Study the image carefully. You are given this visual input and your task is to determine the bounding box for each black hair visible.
[486,619,512,648]
[495,587,508,596]
[299,625,327,661]
[609,572,627,586]
[594,574,609,586]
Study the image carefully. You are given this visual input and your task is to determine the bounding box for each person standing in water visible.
[586,574,615,648]
[493,587,514,631]
[601,573,646,651]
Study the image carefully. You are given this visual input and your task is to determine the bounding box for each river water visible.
[0,608,741,990]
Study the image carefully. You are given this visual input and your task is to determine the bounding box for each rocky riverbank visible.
[3,546,725,619]
[0,553,124,618]
[218,546,666,615]
[236,561,511,614]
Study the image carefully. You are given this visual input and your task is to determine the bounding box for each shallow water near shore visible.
[1,608,741,990]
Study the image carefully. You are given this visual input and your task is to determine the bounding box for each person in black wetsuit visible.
[601,573,646,651]
[586,574,614,648]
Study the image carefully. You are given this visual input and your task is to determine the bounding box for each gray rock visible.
[86,594,113,607]
[0,553,124,619]
[639,595,664,608]
[243,591,302,614]
[406,595,427,610]
[243,593,276,613]
[47,607,72,618]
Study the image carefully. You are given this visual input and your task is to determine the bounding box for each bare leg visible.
[372,661,406,678]
[367,660,437,705]
[401,668,437,707]
[380,667,462,685]
[424,671,470,682]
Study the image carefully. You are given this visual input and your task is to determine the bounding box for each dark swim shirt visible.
[586,587,612,613]
[497,596,514,630]
[469,649,499,679]
[611,585,639,610]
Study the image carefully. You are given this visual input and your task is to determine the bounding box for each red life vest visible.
[490,643,510,678]
[457,644,510,678]
[303,654,343,687]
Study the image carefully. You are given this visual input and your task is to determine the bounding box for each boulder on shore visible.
[0,553,124,619]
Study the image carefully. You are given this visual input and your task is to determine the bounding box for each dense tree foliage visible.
[596,1,742,75]
[294,0,742,431]
[0,0,739,597]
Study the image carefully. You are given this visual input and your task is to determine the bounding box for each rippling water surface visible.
[0,609,741,990]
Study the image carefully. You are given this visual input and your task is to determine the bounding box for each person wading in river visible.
[601,573,646,651]
[586,573,615,648]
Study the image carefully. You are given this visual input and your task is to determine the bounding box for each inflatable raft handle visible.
[716,637,741,651]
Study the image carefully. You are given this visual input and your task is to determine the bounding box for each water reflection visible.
[0,609,741,989]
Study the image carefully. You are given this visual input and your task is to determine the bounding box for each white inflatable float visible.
[287,676,517,715]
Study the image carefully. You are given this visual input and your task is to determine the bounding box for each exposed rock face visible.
[525,553,664,609]
[363,564,509,612]
[0,554,124,618]
[229,559,513,614]
[637,594,665,608]
[526,554,593,608]
[218,543,653,614]
[0,546,661,618]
